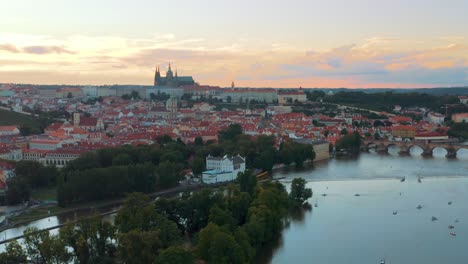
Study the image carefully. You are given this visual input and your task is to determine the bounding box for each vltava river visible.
[262,147,468,264]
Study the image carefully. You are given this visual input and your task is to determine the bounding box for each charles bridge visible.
[361,139,468,158]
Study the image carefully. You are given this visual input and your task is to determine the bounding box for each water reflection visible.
[263,152,468,264]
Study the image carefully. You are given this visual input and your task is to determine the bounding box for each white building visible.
[0,147,22,161]
[426,112,445,125]
[81,86,98,97]
[202,154,246,184]
[0,126,20,136]
[277,89,307,104]
[459,96,468,105]
[221,89,277,103]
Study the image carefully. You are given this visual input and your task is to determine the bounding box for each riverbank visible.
[0,183,203,234]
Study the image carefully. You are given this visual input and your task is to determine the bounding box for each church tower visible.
[154,66,161,86]
[73,112,80,127]
[166,63,174,81]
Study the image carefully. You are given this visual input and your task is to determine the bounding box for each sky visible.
[1,0,468,88]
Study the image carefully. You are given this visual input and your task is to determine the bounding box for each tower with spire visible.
[154,66,161,86]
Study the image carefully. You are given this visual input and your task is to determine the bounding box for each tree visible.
[194,136,203,146]
[336,131,361,154]
[67,92,73,98]
[157,246,194,264]
[237,170,257,195]
[208,231,246,264]
[226,96,232,103]
[197,223,246,263]
[191,157,205,176]
[289,178,312,206]
[130,90,140,99]
[0,240,27,264]
[209,205,236,231]
[373,120,384,127]
[6,176,30,205]
[218,124,242,142]
[23,227,71,264]
[112,153,132,166]
[118,230,161,264]
[341,128,348,135]
[115,193,157,233]
[60,217,116,264]
[156,161,181,188]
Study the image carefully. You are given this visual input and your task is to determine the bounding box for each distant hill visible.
[2,83,468,95]
[302,87,468,95]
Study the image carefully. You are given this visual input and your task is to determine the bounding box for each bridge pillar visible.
[421,147,433,157]
[446,148,457,158]
[376,144,388,154]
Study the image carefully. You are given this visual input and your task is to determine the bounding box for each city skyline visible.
[1,0,468,88]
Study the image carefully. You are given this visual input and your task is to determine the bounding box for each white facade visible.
[81,86,98,97]
[0,148,22,161]
[221,89,277,103]
[427,112,445,125]
[202,154,246,184]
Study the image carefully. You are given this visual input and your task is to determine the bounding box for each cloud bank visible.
[0,33,467,88]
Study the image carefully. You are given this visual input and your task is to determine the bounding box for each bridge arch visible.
[456,148,468,158]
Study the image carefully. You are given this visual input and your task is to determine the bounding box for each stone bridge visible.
[361,139,468,158]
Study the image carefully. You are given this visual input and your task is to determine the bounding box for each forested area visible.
[0,173,312,264]
[323,91,459,112]
[448,122,468,140]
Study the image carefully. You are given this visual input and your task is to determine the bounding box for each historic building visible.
[202,154,246,184]
[154,64,195,87]
[73,112,105,132]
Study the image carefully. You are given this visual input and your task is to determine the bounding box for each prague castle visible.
[154,64,195,87]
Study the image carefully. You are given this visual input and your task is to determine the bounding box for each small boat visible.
[355,193,360,197]
[455,219,459,223]
[432,216,438,221]
[393,211,398,215]
[380,258,386,264]
[450,232,456,236]
[417,205,423,210]
[448,201,452,205]
[448,225,455,229]
[314,203,318,208]
[418,176,422,183]
[400,176,406,182]
[322,193,327,197]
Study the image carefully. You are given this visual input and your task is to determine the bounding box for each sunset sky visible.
[1,0,468,88]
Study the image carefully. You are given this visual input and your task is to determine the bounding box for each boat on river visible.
[418,176,422,183]
[448,201,452,205]
[401,176,406,182]
[380,258,385,264]
[393,211,398,215]
[417,204,423,209]
[450,232,456,236]
[449,225,455,229]
[432,216,438,221]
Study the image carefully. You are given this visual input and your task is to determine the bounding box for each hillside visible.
[0,108,43,134]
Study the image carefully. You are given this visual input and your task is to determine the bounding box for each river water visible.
[261,147,468,264]
[2,147,468,262]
